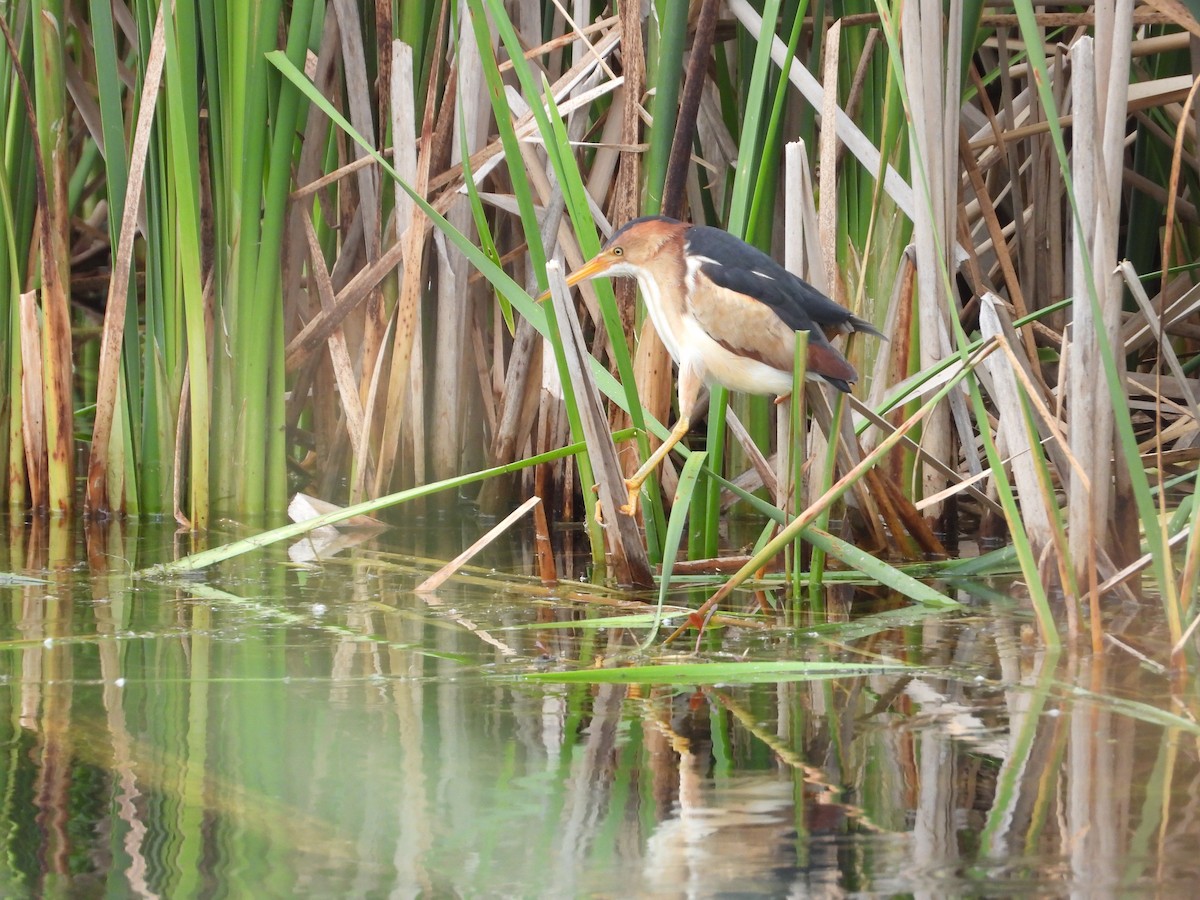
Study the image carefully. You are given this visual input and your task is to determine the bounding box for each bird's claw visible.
[621,480,641,517]
[585,483,608,526]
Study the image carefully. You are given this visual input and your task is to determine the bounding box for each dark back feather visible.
[684,225,883,338]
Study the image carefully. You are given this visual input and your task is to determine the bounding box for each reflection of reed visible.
[553,630,631,895]
[913,729,957,872]
[386,595,433,896]
[1068,658,1122,890]
[22,519,71,882]
[9,518,1200,895]
[89,519,159,898]
[641,689,827,896]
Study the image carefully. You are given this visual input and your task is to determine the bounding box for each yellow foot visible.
[587,483,606,526]
[620,480,642,517]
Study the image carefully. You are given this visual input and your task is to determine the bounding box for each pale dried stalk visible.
[415,496,542,593]
[488,321,544,477]
[979,295,1053,554]
[19,292,47,509]
[901,0,963,520]
[282,12,339,415]
[546,262,653,588]
[584,74,627,205]
[863,248,915,420]
[818,20,841,303]
[431,15,490,481]
[370,162,433,495]
[301,210,371,475]
[333,0,381,263]
[779,141,818,512]
[335,2,391,490]
[369,7,449,498]
[85,4,166,516]
[1121,263,1200,422]
[1066,24,1131,582]
[431,223,467,480]
[389,40,424,492]
[724,407,777,499]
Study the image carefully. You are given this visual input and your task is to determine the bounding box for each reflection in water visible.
[0,517,1199,895]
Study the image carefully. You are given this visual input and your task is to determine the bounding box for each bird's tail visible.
[847,315,886,340]
[819,375,853,393]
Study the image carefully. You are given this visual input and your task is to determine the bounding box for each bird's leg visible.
[588,483,606,527]
[621,415,691,516]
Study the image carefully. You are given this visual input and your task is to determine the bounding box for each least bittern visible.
[547,215,882,516]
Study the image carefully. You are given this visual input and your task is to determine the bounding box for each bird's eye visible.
[612,246,623,256]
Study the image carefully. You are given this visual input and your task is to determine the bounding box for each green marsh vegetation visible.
[4,11,1200,891]
[0,1,1197,656]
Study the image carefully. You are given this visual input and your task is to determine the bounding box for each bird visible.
[548,215,883,516]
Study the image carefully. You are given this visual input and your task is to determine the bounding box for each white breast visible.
[633,271,687,366]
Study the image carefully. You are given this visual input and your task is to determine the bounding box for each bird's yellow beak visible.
[535,253,614,302]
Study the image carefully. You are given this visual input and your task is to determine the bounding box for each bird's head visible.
[537,216,685,301]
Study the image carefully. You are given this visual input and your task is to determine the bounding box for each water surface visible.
[1,517,1197,896]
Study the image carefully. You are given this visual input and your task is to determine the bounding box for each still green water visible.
[1,516,1198,897]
